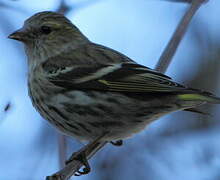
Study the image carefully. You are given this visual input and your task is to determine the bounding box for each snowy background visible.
[0,0,220,179]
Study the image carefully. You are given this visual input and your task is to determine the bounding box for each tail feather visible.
[177,92,220,104]
[184,108,211,116]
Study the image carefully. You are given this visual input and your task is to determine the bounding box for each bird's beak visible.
[8,28,27,42]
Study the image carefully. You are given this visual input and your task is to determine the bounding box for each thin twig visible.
[56,0,71,14]
[58,134,67,168]
[55,0,72,170]
[54,0,107,175]
[155,0,208,73]
[46,141,107,180]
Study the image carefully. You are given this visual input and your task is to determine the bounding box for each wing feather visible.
[44,61,190,93]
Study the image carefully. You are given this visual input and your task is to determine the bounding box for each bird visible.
[8,11,220,175]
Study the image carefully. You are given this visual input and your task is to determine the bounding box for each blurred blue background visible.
[0,0,220,179]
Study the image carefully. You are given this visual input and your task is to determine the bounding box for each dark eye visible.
[40,26,52,34]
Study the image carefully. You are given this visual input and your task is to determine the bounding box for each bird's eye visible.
[40,26,52,34]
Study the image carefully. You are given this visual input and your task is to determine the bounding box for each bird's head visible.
[8,11,89,60]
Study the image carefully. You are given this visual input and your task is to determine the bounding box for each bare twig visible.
[54,0,109,174]
[58,134,67,168]
[56,0,71,14]
[46,141,107,180]
[155,0,208,73]
[55,0,72,170]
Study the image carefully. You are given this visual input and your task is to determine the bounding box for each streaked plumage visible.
[9,11,220,142]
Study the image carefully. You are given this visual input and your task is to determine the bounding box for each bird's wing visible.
[43,59,191,93]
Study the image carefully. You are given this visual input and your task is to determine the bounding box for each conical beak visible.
[8,28,27,42]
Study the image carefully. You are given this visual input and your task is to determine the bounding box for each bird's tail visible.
[177,92,220,104]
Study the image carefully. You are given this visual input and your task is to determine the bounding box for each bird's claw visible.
[65,151,91,176]
[110,140,123,146]
[75,166,91,176]
[74,153,91,176]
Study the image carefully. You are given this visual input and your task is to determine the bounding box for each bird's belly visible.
[28,85,176,141]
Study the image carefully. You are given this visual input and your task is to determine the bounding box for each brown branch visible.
[46,141,107,180]
[55,0,73,170]
[58,134,67,168]
[54,0,106,175]
[56,0,71,14]
[155,0,208,73]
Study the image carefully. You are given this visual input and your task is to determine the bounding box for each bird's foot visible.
[65,151,91,176]
[110,140,123,146]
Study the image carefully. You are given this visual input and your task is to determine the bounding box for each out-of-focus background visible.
[1,0,220,179]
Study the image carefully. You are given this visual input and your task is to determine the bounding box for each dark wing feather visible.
[41,42,192,93]
[44,59,191,93]
[94,63,189,93]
